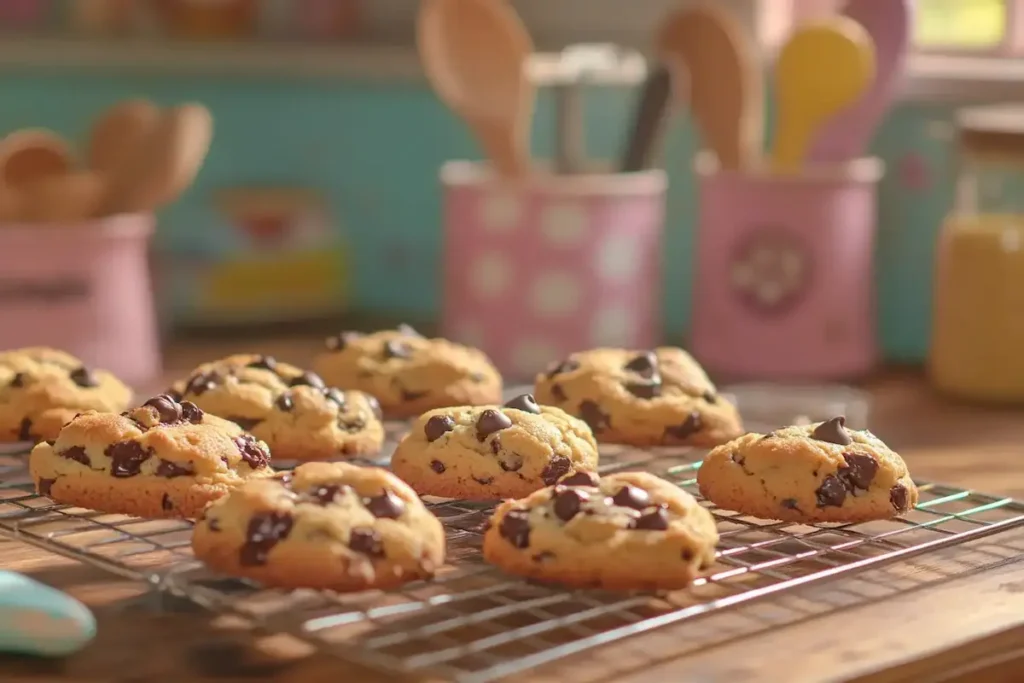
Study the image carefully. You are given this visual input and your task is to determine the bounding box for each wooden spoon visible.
[418,0,534,178]
[87,99,161,175]
[17,171,108,223]
[771,18,876,173]
[0,129,73,188]
[101,103,213,216]
[657,3,763,171]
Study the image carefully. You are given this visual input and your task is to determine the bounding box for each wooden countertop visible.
[4,342,1024,683]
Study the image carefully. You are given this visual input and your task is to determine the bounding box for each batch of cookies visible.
[0,327,919,593]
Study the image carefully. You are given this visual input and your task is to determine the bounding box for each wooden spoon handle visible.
[87,99,161,175]
[17,171,108,223]
[477,117,530,178]
[0,129,74,188]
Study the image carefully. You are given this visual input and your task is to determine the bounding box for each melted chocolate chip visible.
[469,372,486,383]
[59,445,90,466]
[365,395,382,420]
[424,415,455,442]
[624,351,658,378]
[246,355,278,372]
[578,400,610,432]
[229,416,263,431]
[498,454,523,472]
[781,498,800,511]
[161,494,174,511]
[546,359,579,377]
[633,506,670,531]
[400,387,428,402]
[476,409,512,441]
[348,528,384,557]
[559,471,599,487]
[234,434,270,469]
[9,372,25,388]
[504,393,541,414]
[325,331,362,351]
[207,518,221,532]
[290,372,326,390]
[274,394,294,411]
[664,412,702,441]
[499,510,531,548]
[429,459,446,474]
[37,478,55,496]
[156,459,193,478]
[552,487,588,521]
[702,390,718,404]
[17,417,33,442]
[837,452,878,491]
[364,490,406,519]
[339,415,368,433]
[811,416,852,446]
[144,394,182,424]
[890,484,910,512]
[310,485,344,505]
[550,384,567,402]
[240,512,293,566]
[69,366,99,388]
[181,401,204,423]
[815,475,847,508]
[611,485,651,510]
[185,372,220,396]
[106,440,152,478]
[324,388,347,406]
[383,340,412,360]
[473,475,495,485]
[541,456,572,486]
[625,380,662,399]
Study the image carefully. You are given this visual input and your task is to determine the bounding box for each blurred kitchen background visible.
[0,0,1014,368]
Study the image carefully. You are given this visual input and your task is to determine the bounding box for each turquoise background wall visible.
[0,72,957,362]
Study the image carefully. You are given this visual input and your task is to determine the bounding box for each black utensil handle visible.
[618,64,674,173]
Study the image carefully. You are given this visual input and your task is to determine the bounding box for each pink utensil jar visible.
[440,161,666,381]
[0,214,162,384]
[690,155,884,381]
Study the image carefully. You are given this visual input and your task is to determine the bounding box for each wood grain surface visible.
[4,336,1024,683]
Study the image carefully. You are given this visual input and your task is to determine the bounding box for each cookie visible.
[533,347,743,448]
[191,461,446,591]
[312,324,503,418]
[169,354,384,461]
[29,394,276,519]
[483,470,718,590]
[697,417,919,523]
[390,393,599,500]
[0,347,132,444]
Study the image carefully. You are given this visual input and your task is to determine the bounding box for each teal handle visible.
[0,571,96,657]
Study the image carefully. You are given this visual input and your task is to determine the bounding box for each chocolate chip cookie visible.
[390,393,599,500]
[0,347,132,444]
[312,325,503,418]
[533,347,743,448]
[29,394,276,519]
[169,354,384,461]
[191,461,446,591]
[697,417,919,523]
[483,471,718,590]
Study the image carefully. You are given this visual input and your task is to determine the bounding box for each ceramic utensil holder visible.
[440,161,666,381]
[691,155,884,380]
[0,214,161,384]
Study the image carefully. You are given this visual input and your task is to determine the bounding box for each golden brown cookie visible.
[29,394,276,519]
[533,347,743,447]
[697,417,919,523]
[390,393,599,500]
[0,347,132,444]
[483,471,719,590]
[169,354,384,461]
[312,324,503,418]
[191,461,446,591]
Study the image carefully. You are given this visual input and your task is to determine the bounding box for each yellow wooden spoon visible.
[771,17,876,173]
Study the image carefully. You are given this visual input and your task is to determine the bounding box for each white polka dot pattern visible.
[469,252,513,299]
[479,190,522,234]
[510,339,560,376]
[595,233,641,282]
[589,306,634,347]
[540,202,587,247]
[529,272,581,317]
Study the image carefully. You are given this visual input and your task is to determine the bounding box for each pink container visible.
[691,156,884,381]
[440,161,666,382]
[0,0,46,28]
[0,214,161,385]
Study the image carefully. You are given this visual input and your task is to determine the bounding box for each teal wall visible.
[0,72,957,362]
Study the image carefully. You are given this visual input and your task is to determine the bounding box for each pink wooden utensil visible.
[807,0,913,163]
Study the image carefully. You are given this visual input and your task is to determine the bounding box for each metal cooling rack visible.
[2,435,1024,683]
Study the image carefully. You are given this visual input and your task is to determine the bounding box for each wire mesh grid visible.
[2,429,1024,683]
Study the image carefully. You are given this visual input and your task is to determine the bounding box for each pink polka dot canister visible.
[440,161,667,382]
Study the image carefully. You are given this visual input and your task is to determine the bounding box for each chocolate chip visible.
[781,498,800,511]
[498,510,531,548]
[383,340,412,360]
[476,409,512,441]
[69,366,98,388]
[348,528,384,557]
[546,359,579,377]
[207,518,221,532]
[324,388,347,407]
[559,471,599,487]
[229,416,263,431]
[17,417,33,442]
[424,415,455,442]
[578,400,610,432]
[156,459,193,478]
[144,394,183,424]
[664,412,702,441]
[290,372,325,390]
[234,434,270,469]
[274,394,294,411]
[339,416,367,433]
[498,454,523,472]
[364,490,406,519]
[59,445,90,466]
[310,484,345,505]
[811,416,852,446]
[611,485,651,510]
[400,387,428,402]
[185,371,220,396]
[365,394,382,420]
[541,456,572,486]
[702,390,718,404]
[550,384,567,402]
[240,512,293,566]
[325,331,361,351]
[181,401,204,423]
[625,380,662,399]
[890,484,910,512]
[681,548,694,561]
[397,323,422,337]
[429,459,446,474]
[633,506,670,531]
[105,440,152,478]
[9,372,25,388]
[504,393,541,415]
[469,372,486,383]
[473,475,495,485]
[37,478,55,496]
[624,351,658,378]
[246,355,278,372]
[815,475,847,508]
[161,494,174,511]
[837,452,878,491]
[552,487,588,521]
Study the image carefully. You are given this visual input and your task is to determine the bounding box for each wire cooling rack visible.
[2,425,1024,682]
